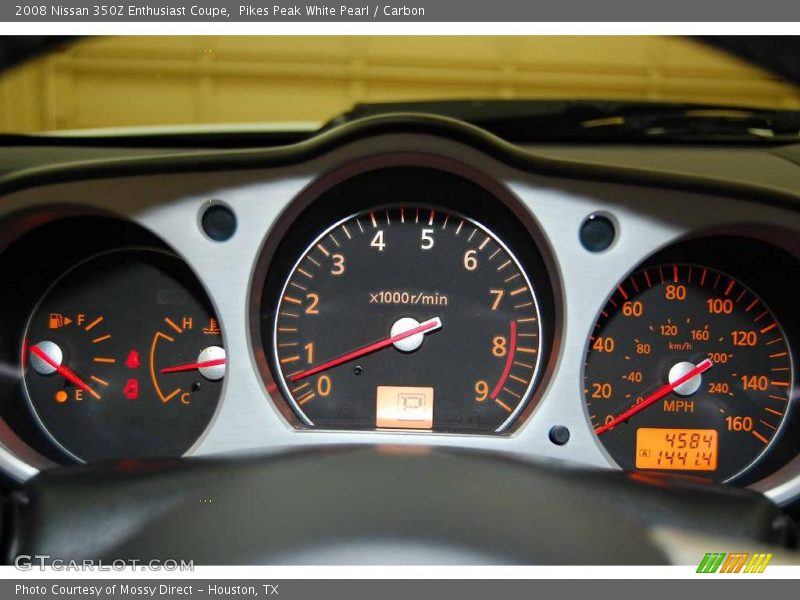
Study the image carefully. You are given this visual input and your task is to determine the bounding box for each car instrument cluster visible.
[0,120,798,503]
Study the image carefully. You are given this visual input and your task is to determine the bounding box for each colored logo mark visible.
[697,552,773,573]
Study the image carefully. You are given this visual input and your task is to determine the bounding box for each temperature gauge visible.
[23,249,224,462]
[149,315,225,406]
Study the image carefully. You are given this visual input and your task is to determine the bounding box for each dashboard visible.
[1,115,800,508]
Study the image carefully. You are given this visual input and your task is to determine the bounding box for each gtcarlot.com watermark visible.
[14,554,194,571]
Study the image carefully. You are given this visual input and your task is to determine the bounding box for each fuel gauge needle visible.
[595,358,712,435]
[30,344,101,400]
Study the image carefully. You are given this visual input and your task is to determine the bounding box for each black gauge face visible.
[23,249,224,462]
[268,205,544,432]
[584,263,793,482]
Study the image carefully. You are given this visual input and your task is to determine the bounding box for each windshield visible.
[1,35,800,135]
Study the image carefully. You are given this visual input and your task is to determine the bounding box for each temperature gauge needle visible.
[161,358,226,374]
[30,344,101,400]
[290,316,442,383]
[595,358,712,435]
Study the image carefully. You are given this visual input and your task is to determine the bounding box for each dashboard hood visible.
[8,447,796,564]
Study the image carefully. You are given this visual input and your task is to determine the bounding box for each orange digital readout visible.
[376,386,434,429]
[635,428,718,471]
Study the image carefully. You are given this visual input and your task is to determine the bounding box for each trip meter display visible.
[634,428,717,471]
[584,263,793,482]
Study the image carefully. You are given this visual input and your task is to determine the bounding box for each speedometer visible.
[584,263,793,482]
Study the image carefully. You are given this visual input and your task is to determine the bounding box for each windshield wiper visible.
[327,99,800,144]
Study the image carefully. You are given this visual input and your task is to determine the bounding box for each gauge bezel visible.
[0,214,180,466]
[270,206,544,432]
[581,234,800,485]
[249,153,561,434]
[19,244,226,463]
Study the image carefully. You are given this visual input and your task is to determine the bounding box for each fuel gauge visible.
[27,313,115,404]
[23,248,223,462]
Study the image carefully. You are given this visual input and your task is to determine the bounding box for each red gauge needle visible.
[29,345,101,400]
[290,317,442,383]
[595,358,713,435]
[161,358,226,374]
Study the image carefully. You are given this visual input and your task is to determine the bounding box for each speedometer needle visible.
[595,358,713,435]
[289,317,442,383]
[30,344,101,400]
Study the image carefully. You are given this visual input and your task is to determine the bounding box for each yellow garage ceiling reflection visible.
[1,36,799,133]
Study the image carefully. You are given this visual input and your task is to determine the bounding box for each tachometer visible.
[268,205,544,432]
[584,263,793,482]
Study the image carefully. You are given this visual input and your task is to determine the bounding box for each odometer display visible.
[585,264,793,482]
[269,205,544,433]
[635,428,717,471]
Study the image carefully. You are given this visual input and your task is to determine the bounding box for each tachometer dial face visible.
[269,206,543,432]
[23,249,224,462]
[584,264,793,482]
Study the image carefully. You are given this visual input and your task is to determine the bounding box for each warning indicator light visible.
[125,350,141,369]
[123,379,139,400]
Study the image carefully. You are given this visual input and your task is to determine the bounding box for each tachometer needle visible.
[161,358,226,374]
[30,344,101,400]
[595,358,713,435]
[290,316,442,382]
